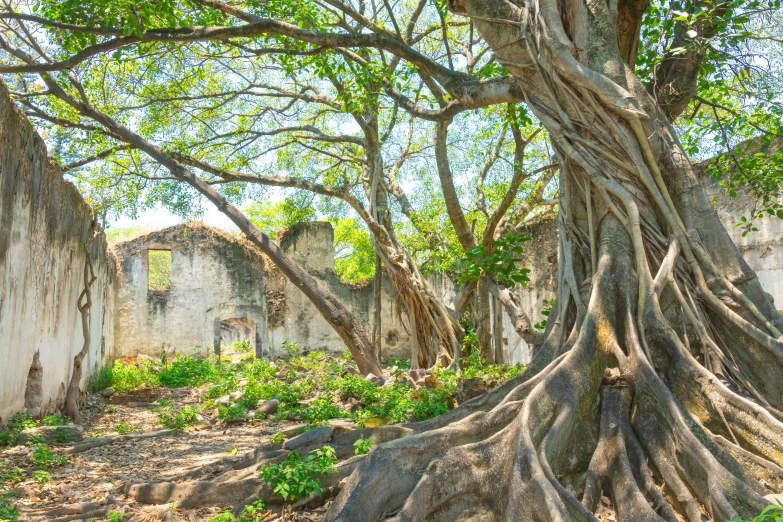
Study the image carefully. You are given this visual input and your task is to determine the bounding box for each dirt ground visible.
[3,387,330,521]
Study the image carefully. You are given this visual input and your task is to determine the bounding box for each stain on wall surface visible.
[0,80,116,423]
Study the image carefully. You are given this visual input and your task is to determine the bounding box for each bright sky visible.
[109,204,239,232]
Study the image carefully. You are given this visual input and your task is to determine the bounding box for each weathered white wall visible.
[113,224,268,358]
[112,222,415,360]
[0,81,116,423]
[702,177,783,315]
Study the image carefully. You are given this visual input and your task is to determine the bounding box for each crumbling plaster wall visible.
[699,174,783,315]
[0,81,116,423]
[113,224,267,358]
[268,222,414,360]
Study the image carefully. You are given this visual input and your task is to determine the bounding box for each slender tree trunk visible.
[63,245,96,423]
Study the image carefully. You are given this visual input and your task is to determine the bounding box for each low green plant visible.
[353,437,372,455]
[153,400,199,430]
[281,340,299,357]
[217,404,246,422]
[54,427,72,444]
[33,470,51,489]
[30,443,67,468]
[0,491,19,522]
[260,446,337,501]
[231,339,253,353]
[41,414,67,426]
[270,432,285,445]
[728,501,783,522]
[90,359,159,392]
[107,511,129,522]
[114,422,140,435]
[106,405,117,413]
[0,463,23,485]
[0,413,38,446]
[209,498,267,521]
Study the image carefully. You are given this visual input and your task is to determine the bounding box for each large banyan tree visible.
[2,0,783,519]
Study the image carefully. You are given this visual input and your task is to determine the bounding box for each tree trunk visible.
[323,1,783,520]
[63,245,96,423]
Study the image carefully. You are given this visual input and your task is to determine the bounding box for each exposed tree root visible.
[58,429,178,454]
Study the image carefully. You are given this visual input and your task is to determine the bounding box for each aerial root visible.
[57,429,178,454]
[582,386,675,522]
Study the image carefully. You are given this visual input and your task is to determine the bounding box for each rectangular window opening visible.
[148,249,172,291]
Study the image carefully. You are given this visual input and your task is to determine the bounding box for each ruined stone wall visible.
[112,223,267,358]
[697,171,783,315]
[0,81,116,423]
[113,222,416,360]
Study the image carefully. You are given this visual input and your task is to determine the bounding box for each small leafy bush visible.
[217,404,246,422]
[353,437,372,455]
[260,446,337,501]
[90,359,159,392]
[0,413,38,446]
[33,470,51,489]
[231,338,253,353]
[0,463,23,485]
[270,432,286,445]
[30,443,67,468]
[281,340,299,357]
[107,512,129,522]
[153,400,199,430]
[0,491,19,522]
[208,498,266,521]
[115,422,141,435]
[41,414,67,426]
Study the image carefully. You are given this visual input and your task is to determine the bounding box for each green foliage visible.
[90,359,160,392]
[147,250,172,291]
[0,492,19,522]
[0,413,38,447]
[208,498,267,522]
[41,414,67,427]
[158,355,230,387]
[281,340,300,357]
[230,339,253,353]
[534,299,555,331]
[728,501,783,521]
[30,443,67,468]
[353,437,372,455]
[331,217,376,282]
[270,432,286,445]
[245,197,316,240]
[32,470,51,490]
[114,422,141,435]
[217,404,246,422]
[260,446,337,501]
[107,512,129,522]
[153,400,199,430]
[456,232,532,288]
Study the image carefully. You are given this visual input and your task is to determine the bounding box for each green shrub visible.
[353,437,372,455]
[231,339,252,353]
[41,414,67,426]
[54,427,72,444]
[270,432,286,445]
[0,491,19,522]
[30,442,67,468]
[107,512,129,522]
[208,498,266,522]
[90,360,159,392]
[217,404,246,422]
[32,470,51,489]
[115,422,140,435]
[153,400,199,430]
[260,446,337,501]
[281,340,299,357]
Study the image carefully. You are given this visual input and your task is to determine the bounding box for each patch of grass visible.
[260,446,337,502]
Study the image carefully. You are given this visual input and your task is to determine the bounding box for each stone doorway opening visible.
[218,317,258,357]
